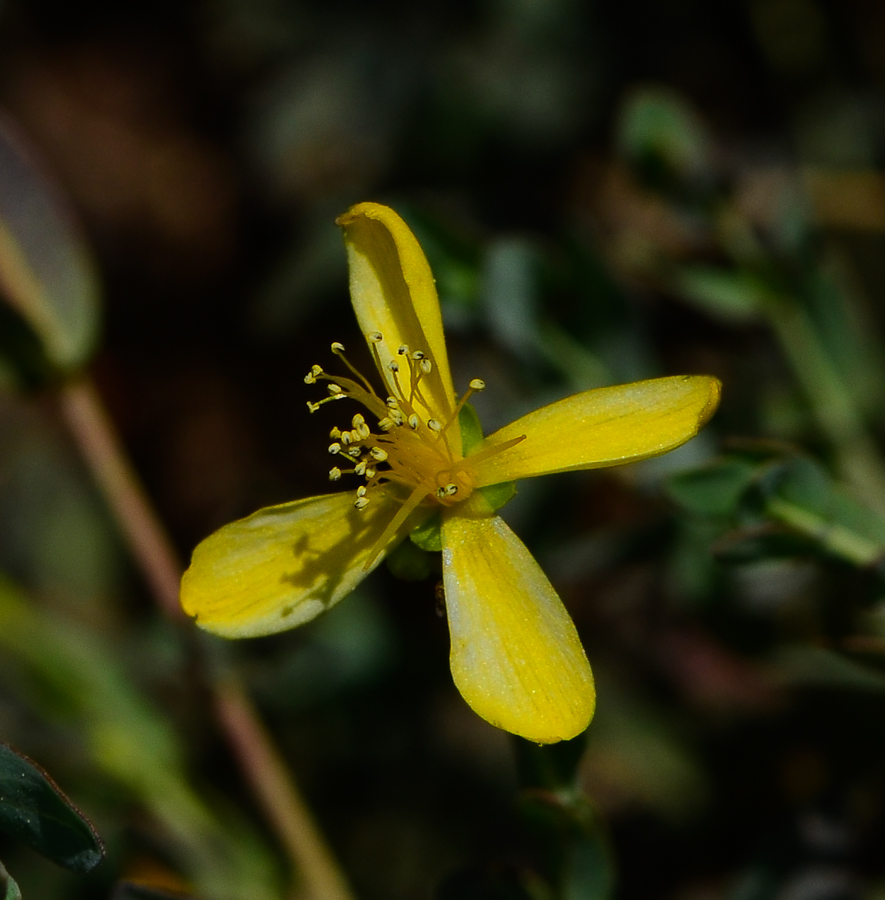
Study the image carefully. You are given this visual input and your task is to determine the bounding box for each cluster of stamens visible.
[304,335,486,511]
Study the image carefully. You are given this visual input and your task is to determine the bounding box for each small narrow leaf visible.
[0,115,100,372]
[0,742,104,873]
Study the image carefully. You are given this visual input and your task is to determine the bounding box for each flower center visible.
[304,335,487,510]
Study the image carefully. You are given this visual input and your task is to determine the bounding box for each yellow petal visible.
[441,507,595,743]
[336,202,460,451]
[473,375,721,487]
[181,490,410,638]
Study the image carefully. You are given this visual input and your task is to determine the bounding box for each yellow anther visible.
[306,335,496,512]
[304,363,324,384]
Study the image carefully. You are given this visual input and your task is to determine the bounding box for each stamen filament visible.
[460,433,527,470]
[331,343,377,395]
[435,379,486,442]
[362,484,430,571]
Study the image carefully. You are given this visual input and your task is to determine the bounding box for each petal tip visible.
[697,376,723,429]
[464,685,596,745]
[335,201,396,229]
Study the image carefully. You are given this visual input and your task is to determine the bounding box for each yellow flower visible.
[180,202,721,744]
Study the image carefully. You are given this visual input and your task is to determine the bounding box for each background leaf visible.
[0,115,100,375]
[0,742,103,873]
[0,860,23,900]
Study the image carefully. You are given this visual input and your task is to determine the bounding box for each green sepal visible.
[460,401,517,511]
[479,480,517,511]
[410,511,442,552]
[386,539,435,581]
[459,401,484,456]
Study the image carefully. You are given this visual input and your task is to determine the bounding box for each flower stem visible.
[57,375,357,900]
[213,677,356,900]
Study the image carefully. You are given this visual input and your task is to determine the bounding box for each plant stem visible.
[57,375,357,900]
[57,377,184,620]
[214,677,355,900]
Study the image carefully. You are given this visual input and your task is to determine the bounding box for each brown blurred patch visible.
[657,626,785,713]
[1,40,238,285]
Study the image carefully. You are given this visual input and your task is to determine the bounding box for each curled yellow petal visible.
[441,507,595,743]
[336,202,459,452]
[473,375,721,487]
[181,490,412,638]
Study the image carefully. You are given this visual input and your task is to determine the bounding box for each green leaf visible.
[0,577,282,899]
[0,116,100,373]
[480,238,541,359]
[672,266,762,323]
[0,860,23,900]
[616,87,712,188]
[765,456,885,567]
[667,457,759,518]
[0,741,104,873]
[776,645,885,693]
[671,450,885,571]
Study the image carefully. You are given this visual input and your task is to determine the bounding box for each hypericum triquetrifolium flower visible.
[180,202,721,744]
